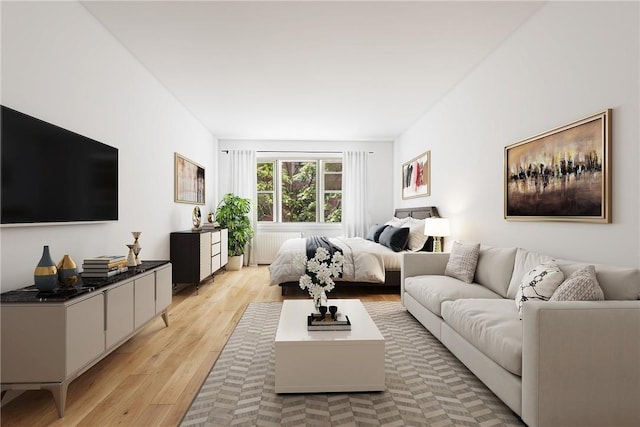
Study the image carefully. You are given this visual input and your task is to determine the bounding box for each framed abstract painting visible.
[504,110,611,222]
[402,150,430,199]
[174,153,205,205]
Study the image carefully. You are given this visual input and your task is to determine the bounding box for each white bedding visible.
[268,236,404,286]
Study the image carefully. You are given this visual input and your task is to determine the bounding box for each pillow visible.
[366,224,389,243]
[405,218,428,252]
[378,226,410,252]
[550,265,604,301]
[385,216,409,228]
[444,241,480,283]
[515,261,564,319]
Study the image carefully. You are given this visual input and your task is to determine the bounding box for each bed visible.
[269,206,440,295]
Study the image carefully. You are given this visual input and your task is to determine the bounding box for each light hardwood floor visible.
[0,266,400,426]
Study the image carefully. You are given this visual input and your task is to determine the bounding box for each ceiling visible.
[82,1,543,141]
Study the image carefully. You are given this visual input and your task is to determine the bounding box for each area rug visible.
[181,301,524,427]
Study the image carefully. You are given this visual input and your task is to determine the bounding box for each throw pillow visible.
[378,226,410,252]
[515,261,564,319]
[405,218,428,252]
[385,217,409,228]
[444,241,481,284]
[366,224,389,243]
[550,265,604,301]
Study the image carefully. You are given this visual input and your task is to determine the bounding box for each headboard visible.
[393,206,440,251]
[394,206,440,220]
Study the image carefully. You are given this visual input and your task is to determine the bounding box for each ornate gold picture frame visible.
[504,110,611,223]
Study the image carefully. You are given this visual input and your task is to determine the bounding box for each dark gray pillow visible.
[378,226,410,252]
[366,224,389,242]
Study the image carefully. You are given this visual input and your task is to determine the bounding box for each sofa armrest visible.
[401,253,450,302]
[522,300,640,427]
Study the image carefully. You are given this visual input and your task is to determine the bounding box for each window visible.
[257,159,342,223]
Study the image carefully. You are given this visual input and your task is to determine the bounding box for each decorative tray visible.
[307,312,351,331]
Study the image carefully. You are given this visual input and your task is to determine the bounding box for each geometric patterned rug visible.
[180,301,524,427]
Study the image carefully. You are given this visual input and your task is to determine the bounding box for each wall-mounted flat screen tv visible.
[1,105,118,225]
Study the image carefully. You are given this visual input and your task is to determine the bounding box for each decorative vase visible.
[132,232,142,265]
[34,245,58,292]
[57,254,78,287]
[313,289,328,313]
[126,244,137,267]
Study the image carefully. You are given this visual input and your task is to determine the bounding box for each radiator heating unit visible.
[256,232,302,264]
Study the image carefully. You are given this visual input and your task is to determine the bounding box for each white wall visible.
[218,139,394,236]
[0,2,218,291]
[394,1,639,268]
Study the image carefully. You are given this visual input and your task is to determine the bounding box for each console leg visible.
[42,382,68,418]
[161,311,169,327]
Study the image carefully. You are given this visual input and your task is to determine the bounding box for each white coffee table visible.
[274,298,385,393]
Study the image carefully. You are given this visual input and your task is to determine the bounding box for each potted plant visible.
[215,193,254,270]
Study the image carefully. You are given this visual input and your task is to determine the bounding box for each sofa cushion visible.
[442,298,523,376]
[444,241,480,283]
[506,248,554,299]
[404,275,502,317]
[551,265,604,301]
[474,246,517,298]
[515,261,564,318]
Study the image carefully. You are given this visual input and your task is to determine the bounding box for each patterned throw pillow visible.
[515,261,564,319]
[550,265,604,301]
[444,241,481,283]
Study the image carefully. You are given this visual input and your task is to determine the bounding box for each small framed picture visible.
[174,153,205,204]
[402,150,430,199]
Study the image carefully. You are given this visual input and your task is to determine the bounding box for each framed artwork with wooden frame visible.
[402,150,431,199]
[504,109,611,223]
[174,152,205,205]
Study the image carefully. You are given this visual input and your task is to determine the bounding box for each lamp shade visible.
[424,218,451,237]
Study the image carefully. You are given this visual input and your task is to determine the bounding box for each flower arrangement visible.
[296,247,345,304]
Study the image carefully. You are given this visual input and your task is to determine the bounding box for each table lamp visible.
[424,218,451,253]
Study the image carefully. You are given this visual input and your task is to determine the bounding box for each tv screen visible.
[1,105,118,225]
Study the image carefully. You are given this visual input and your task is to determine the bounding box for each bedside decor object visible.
[402,150,430,199]
[34,245,58,291]
[57,254,78,287]
[215,193,254,270]
[192,206,202,230]
[296,246,344,312]
[132,231,142,265]
[424,218,450,252]
[505,109,611,223]
[175,152,205,204]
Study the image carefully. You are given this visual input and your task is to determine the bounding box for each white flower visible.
[314,247,329,262]
[299,248,344,299]
[294,254,308,271]
[307,258,321,274]
[331,251,345,266]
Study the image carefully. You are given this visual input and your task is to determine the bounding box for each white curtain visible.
[229,149,258,266]
[341,151,369,238]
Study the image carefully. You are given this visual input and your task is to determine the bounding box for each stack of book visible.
[307,312,351,331]
[81,255,128,278]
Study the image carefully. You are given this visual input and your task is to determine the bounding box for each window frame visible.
[257,157,342,224]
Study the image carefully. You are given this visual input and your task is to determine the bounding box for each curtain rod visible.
[221,150,373,154]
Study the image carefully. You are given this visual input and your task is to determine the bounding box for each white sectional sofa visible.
[401,246,640,427]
